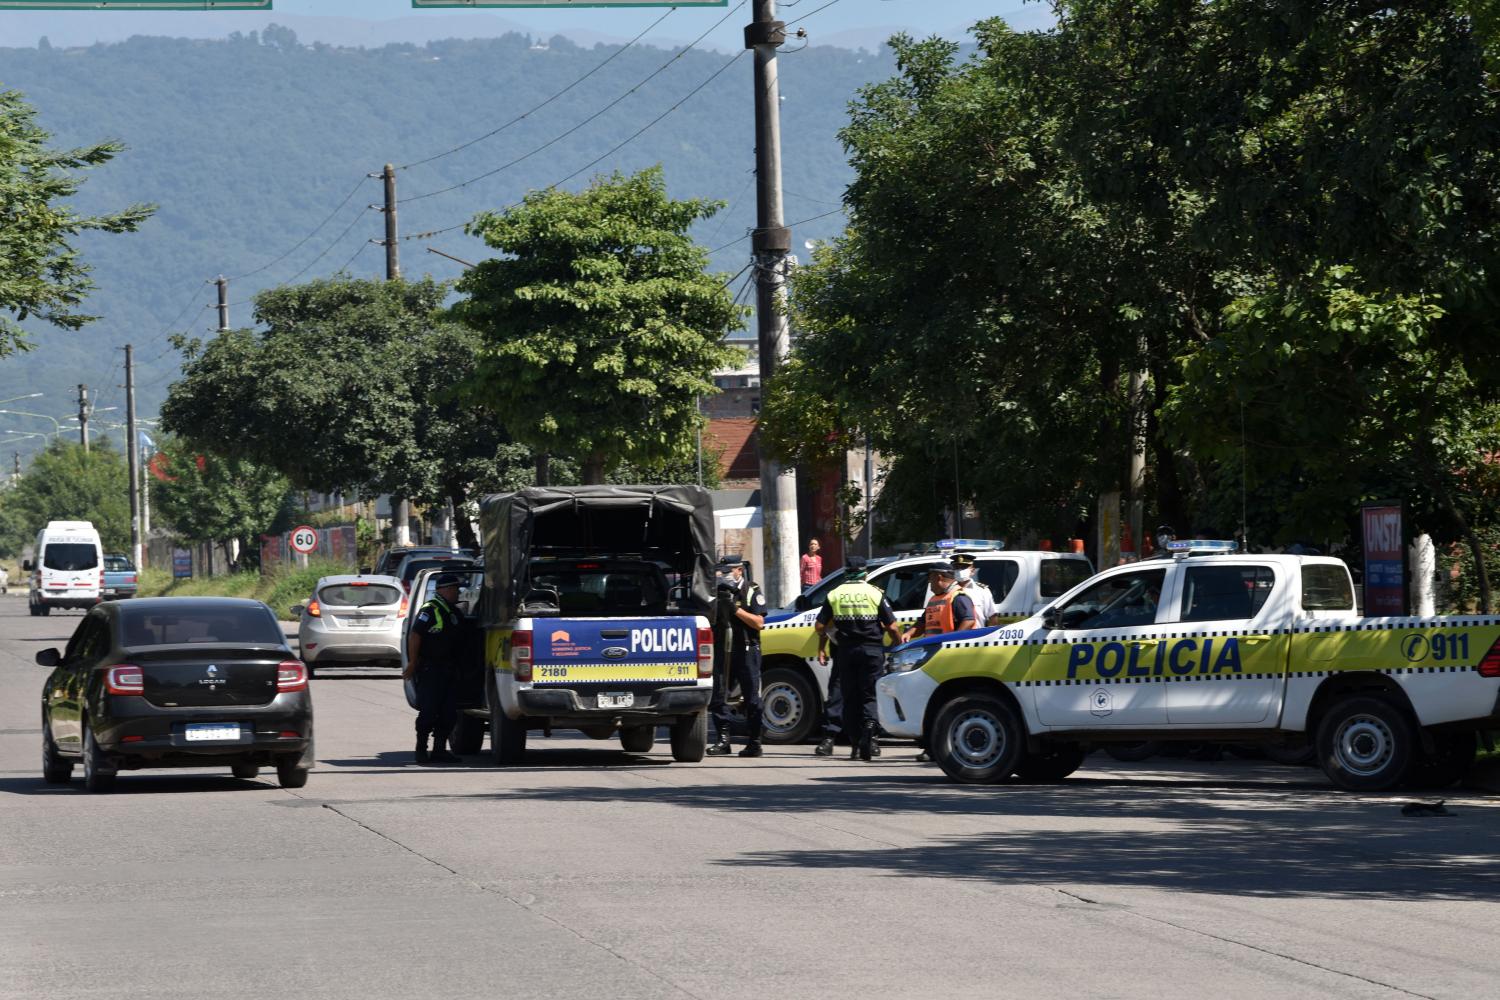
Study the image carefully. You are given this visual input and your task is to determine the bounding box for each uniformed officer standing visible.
[901,562,975,761]
[815,556,902,761]
[403,573,470,765]
[707,557,769,758]
[952,552,998,626]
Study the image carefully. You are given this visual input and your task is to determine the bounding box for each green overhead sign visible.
[0,2,272,8]
[411,2,727,7]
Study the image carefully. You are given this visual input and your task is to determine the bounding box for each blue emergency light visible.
[936,539,1006,551]
[1166,539,1238,558]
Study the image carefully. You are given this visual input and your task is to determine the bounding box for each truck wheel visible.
[1014,743,1087,782]
[450,712,485,755]
[931,692,1025,784]
[670,710,707,762]
[82,723,117,794]
[761,666,817,745]
[1405,732,1476,790]
[1103,741,1164,762]
[42,722,73,784]
[620,725,655,754]
[1316,695,1415,792]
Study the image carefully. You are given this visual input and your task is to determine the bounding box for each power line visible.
[332,238,375,278]
[396,8,675,172]
[707,207,847,255]
[397,0,748,206]
[223,175,369,282]
[785,0,844,28]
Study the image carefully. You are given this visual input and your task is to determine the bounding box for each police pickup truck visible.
[757,541,1093,743]
[878,541,1500,791]
[431,486,716,765]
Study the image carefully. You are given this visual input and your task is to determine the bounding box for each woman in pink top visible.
[800,538,823,587]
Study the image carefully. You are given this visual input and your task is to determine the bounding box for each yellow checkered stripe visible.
[529,661,699,685]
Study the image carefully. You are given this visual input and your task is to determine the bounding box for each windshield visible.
[43,543,98,571]
[121,605,284,646]
[320,583,402,607]
[401,558,475,584]
[527,561,669,616]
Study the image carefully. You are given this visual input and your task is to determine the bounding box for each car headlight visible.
[887,643,939,674]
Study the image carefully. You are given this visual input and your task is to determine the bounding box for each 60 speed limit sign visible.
[289,525,319,555]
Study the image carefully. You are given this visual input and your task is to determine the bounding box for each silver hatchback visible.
[292,575,406,674]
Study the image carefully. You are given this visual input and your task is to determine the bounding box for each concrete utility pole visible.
[76,384,89,453]
[748,0,800,606]
[216,276,230,332]
[125,345,142,569]
[375,163,411,545]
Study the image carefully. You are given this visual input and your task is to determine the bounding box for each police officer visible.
[951,552,998,626]
[403,572,470,765]
[815,556,902,761]
[707,557,769,758]
[902,563,978,642]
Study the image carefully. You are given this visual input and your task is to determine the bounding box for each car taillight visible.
[127,574,137,584]
[398,597,409,619]
[106,664,144,695]
[306,600,321,618]
[1480,636,1500,678]
[277,661,309,692]
[697,627,714,678]
[511,629,532,682]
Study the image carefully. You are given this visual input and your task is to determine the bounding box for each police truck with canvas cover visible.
[448,486,716,764]
[877,541,1500,791]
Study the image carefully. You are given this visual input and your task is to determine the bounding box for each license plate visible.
[597,692,634,709]
[345,617,369,627]
[184,723,242,742]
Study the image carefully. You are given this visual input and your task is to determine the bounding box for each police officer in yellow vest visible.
[815,556,902,761]
[403,573,470,765]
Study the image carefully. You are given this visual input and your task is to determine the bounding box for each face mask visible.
[957,568,973,582]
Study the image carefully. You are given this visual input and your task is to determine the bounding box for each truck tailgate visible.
[531,617,702,687]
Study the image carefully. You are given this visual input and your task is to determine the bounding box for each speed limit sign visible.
[289,525,319,555]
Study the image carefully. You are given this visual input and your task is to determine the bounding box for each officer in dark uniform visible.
[403,572,470,764]
[707,556,768,758]
[815,556,902,761]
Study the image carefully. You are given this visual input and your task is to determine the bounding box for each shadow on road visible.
[0,773,273,795]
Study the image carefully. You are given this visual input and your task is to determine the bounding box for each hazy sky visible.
[0,1,1054,50]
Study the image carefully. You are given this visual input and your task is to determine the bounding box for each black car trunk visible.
[126,645,284,708]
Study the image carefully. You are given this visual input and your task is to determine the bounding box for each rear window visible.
[401,558,474,583]
[976,559,1020,601]
[1040,558,1093,598]
[121,605,284,646]
[1179,565,1276,622]
[44,543,98,571]
[1302,564,1355,611]
[528,562,668,616]
[320,583,401,607]
[104,555,135,572]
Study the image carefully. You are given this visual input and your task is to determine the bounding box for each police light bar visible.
[935,539,1006,551]
[1167,539,1238,559]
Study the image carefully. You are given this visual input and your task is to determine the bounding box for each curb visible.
[1461,757,1500,795]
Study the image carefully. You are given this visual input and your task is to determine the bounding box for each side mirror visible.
[1041,608,1060,631]
[35,648,60,667]
[794,594,810,612]
[289,605,304,618]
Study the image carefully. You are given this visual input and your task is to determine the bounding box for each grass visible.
[136,559,352,619]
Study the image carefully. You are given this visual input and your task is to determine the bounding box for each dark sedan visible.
[38,597,314,793]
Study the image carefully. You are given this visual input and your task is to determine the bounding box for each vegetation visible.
[149,434,290,570]
[136,557,351,620]
[0,441,129,554]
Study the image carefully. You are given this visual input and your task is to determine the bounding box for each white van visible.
[25,521,104,616]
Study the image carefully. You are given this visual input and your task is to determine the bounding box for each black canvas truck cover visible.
[479,485,717,627]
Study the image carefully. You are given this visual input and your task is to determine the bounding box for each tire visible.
[41,722,73,784]
[231,763,260,780]
[620,725,655,754]
[930,692,1026,784]
[40,603,50,617]
[1406,731,1476,790]
[1103,741,1165,762]
[82,723,117,794]
[487,673,526,765]
[760,666,818,745]
[670,710,708,763]
[276,759,309,788]
[1316,695,1415,792]
[450,712,486,754]
[1014,743,1087,783]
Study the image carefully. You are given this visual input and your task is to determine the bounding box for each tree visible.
[0,441,129,554]
[0,88,153,358]
[149,436,291,569]
[452,167,746,484]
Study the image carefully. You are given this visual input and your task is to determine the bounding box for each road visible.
[2,597,1498,999]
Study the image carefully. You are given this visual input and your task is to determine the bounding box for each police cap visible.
[717,555,745,568]
[929,561,958,577]
[951,553,977,568]
[434,573,463,589]
[844,555,868,571]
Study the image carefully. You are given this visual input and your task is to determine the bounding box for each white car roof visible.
[316,574,404,588]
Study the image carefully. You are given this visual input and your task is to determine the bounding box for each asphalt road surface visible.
[3,597,1498,999]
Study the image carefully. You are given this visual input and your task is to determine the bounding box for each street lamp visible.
[1,429,50,443]
[0,409,62,434]
[0,393,43,406]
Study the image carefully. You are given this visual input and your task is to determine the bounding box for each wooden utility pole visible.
[76,384,89,453]
[749,0,799,606]
[375,163,411,544]
[216,276,230,331]
[125,345,142,569]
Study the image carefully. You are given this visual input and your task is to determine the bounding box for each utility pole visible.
[76,384,89,453]
[375,162,411,544]
[125,345,142,569]
[216,276,229,331]
[12,452,19,486]
[748,0,799,606]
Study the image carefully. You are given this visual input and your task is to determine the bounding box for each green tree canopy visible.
[452,167,746,483]
[149,435,291,568]
[0,441,129,554]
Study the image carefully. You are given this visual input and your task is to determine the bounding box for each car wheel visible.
[275,758,309,788]
[41,722,73,784]
[1014,743,1087,782]
[669,710,707,763]
[1103,741,1165,762]
[619,725,655,754]
[931,692,1025,784]
[82,723,117,794]
[488,672,526,765]
[231,763,260,780]
[1316,695,1415,792]
[1405,731,1477,790]
[760,666,818,745]
[451,712,485,755]
[39,604,50,617]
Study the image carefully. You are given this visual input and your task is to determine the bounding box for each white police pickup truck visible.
[878,541,1500,791]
